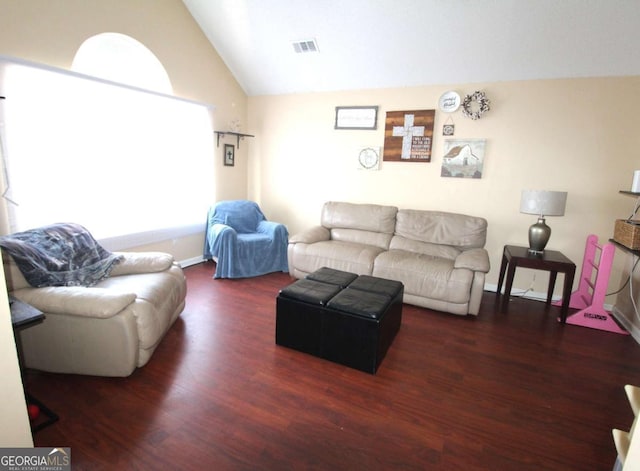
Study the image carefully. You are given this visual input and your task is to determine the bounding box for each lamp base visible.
[528,217,551,253]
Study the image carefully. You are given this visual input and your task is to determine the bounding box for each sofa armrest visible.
[12,287,136,319]
[110,252,175,276]
[454,248,490,273]
[289,226,330,244]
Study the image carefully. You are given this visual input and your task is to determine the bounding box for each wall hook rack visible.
[214,131,254,148]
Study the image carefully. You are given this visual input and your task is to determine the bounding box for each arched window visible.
[72,33,172,93]
[1,34,214,249]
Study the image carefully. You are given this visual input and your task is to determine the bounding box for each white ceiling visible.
[182,0,640,97]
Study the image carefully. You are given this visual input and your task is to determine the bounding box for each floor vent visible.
[292,39,319,54]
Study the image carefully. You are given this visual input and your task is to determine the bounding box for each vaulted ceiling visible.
[182,0,640,97]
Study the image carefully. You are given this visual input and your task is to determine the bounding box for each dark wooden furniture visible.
[496,245,576,323]
[611,238,640,257]
[10,296,45,329]
[10,296,59,432]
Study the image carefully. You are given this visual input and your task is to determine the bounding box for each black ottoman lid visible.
[327,287,390,319]
[349,275,403,298]
[306,267,358,288]
[279,279,342,306]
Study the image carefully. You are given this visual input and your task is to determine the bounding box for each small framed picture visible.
[224,144,234,167]
[335,106,378,130]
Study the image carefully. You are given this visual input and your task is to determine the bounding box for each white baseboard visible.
[484,282,613,311]
[484,282,560,303]
[179,256,206,268]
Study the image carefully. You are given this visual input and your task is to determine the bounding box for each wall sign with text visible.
[334,106,378,130]
[383,110,435,162]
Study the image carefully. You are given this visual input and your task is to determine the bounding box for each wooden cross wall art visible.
[383,109,435,162]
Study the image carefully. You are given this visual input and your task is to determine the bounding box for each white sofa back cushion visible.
[395,209,487,249]
[322,202,398,233]
[2,252,30,291]
[321,202,398,250]
[110,252,174,275]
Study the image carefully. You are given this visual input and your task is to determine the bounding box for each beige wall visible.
[248,77,640,307]
[0,0,249,257]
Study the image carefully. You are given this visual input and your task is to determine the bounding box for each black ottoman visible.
[276,278,342,357]
[276,268,403,374]
[306,266,358,288]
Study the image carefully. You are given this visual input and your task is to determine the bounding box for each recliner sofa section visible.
[288,201,490,316]
[4,250,187,377]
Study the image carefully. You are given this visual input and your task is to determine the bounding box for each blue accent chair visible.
[203,200,289,279]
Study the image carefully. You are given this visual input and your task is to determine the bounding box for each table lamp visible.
[520,190,567,254]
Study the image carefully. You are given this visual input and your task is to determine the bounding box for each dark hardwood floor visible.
[25,261,640,470]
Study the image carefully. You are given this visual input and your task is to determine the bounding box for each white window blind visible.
[0,57,214,248]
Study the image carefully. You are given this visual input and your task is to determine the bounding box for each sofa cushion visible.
[330,228,393,250]
[12,286,136,318]
[373,250,473,304]
[322,202,397,234]
[395,209,487,249]
[389,235,461,260]
[289,240,385,276]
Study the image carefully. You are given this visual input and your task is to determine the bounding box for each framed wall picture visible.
[383,110,435,162]
[441,139,486,179]
[335,106,378,130]
[224,144,235,167]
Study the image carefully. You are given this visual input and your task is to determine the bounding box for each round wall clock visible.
[358,147,380,170]
[438,91,461,113]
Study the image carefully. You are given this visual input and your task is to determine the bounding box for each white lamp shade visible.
[520,190,567,217]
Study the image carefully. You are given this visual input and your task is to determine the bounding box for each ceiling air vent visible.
[292,39,319,54]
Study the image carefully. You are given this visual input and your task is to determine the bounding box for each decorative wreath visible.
[461,91,490,120]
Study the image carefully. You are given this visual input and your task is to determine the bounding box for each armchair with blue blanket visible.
[204,200,289,278]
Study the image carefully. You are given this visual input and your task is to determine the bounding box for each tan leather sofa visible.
[288,201,490,315]
[4,251,186,377]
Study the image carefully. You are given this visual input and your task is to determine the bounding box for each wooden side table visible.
[496,245,576,323]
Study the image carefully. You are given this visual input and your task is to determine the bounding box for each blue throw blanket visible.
[0,223,123,287]
[203,200,289,279]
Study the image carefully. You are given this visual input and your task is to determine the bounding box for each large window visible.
[72,32,172,94]
[0,35,214,249]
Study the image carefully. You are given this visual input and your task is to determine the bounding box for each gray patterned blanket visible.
[0,223,123,287]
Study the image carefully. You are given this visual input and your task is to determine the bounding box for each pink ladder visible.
[561,234,628,334]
